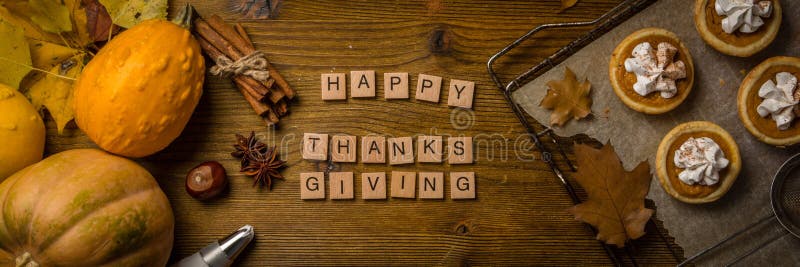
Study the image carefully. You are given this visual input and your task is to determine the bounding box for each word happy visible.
[300,134,476,200]
[321,71,475,109]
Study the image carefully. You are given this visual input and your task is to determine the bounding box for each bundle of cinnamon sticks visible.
[193,14,294,126]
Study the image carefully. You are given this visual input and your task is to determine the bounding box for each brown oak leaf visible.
[567,143,653,247]
[540,67,592,126]
[83,0,117,42]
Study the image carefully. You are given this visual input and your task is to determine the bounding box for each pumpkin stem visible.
[172,3,196,29]
[15,252,40,267]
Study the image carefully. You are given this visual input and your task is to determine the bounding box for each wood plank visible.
[40,0,681,265]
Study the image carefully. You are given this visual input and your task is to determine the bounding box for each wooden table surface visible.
[47,0,684,265]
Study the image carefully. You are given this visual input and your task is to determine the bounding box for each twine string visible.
[210,51,270,82]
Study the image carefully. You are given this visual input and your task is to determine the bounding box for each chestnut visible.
[186,161,228,200]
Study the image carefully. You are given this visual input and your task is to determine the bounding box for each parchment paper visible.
[513,0,800,265]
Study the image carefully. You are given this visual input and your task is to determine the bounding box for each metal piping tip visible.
[219,225,255,261]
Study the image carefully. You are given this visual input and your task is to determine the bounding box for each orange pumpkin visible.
[73,19,205,158]
[0,149,174,266]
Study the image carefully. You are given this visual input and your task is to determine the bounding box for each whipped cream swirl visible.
[757,72,799,130]
[624,42,687,98]
[715,0,772,34]
[674,137,729,186]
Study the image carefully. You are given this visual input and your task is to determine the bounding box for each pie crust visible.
[609,28,695,115]
[693,0,782,57]
[656,121,740,204]
[737,56,800,147]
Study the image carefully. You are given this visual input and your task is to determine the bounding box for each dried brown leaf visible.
[539,67,592,126]
[83,0,116,42]
[567,143,653,247]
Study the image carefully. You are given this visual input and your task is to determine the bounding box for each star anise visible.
[232,131,266,168]
[240,146,286,189]
[231,132,286,189]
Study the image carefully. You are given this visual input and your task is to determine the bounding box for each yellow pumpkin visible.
[73,19,205,158]
[0,83,45,180]
[0,149,174,266]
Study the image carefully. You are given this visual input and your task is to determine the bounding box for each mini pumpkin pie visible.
[609,28,694,115]
[656,121,741,204]
[694,0,781,57]
[738,56,800,146]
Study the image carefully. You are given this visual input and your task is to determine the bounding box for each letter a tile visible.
[351,70,376,98]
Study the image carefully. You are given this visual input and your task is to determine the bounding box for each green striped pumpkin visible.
[0,149,174,266]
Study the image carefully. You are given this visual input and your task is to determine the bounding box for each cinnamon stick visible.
[195,19,243,60]
[268,86,285,104]
[238,80,270,117]
[211,15,296,100]
[235,23,253,49]
[197,35,271,115]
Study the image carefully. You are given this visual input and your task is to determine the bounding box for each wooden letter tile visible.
[384,73,409,99]
[361,172,387,200]
[321,73,346,100]
[350,70,376,98]
[447,79,475,109]
[450,172,476,199]
[361,136,386,163]
[390,171,416,198]
[302,133,328,160]
[329,172,354,200]
[419,172,444,199]
[300,172,325,200]
[417,136,442,163]
[415,73,443,103]
[330,135,357,162]
[387,137,414,165]
[448,136,473,164]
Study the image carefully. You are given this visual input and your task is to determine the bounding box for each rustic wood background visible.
[45,0,684,265]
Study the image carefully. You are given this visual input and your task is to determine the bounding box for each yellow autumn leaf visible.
[28,39,81,70]
[100,0,167,29]
[0,18,31,89]
[29,0,72,33]
[24,55,83,134]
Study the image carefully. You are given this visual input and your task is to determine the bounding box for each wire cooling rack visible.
[486,0,682,265]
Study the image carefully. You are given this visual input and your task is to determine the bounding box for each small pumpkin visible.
[0,83,45,180]
[73,16,205,158]
[0,149,174,266]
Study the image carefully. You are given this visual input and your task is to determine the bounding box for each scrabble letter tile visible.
[450,172,476,199]
[321,73,346,100]
[387,137,414,165]
[419,172,444,199]
[302,133,328,160]
[361,136,386,163]
[447,79,475,109]
[330,135,357,162]
[390,171,416,198]
[415,74,443,103]
[329,172,354,200]
[362,172,387,200]
[448,136,473,164]
[384,73,409,99]
[351,70,376,98]
[300,172,325,200]
[417,136,442,163]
